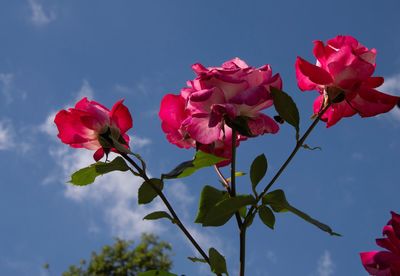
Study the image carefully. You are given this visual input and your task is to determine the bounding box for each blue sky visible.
[1,1,400,275]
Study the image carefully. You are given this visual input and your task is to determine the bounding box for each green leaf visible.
[250,154,268,191]
[143,211,173,222]
[226,171,246,183]
[138,179,163,204]
[69,157,130,186]
[271,87,300,140]
[137,270,177,276]
[188,257,207,263]
[202,195,256,226]
[263,190,340,236]
[162,151,226,179]
[209,248,228,275]
[195,186,227,223]
[258,205,275,229]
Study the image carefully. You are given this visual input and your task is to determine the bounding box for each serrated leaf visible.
[162,151,226,179]
[69,157,130,186]
[263,190,340,236]
[188,257,207,263]
[138,179,163,204]
[202,195,256,227]
[137,270,177,276]
[271,87,300,140]
[250,154,268,191]
[258,205,275,229]
[209,248,228,275]
[143,211,172,222]
[195,186,227,223]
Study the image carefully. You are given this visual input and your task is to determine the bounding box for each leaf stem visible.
[120,153,211,265]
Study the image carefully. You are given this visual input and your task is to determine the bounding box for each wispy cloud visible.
[316,250,334,276]
[380,74,400,121]
[27,0,56,27]
[75,79,94,101]
[0,73,14,104]
[0,120,14,150]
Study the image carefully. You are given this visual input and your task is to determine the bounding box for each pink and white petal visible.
[295,57,333,91]
[184,115,221,144]
[350,88,399,117]
[187,88,225,114]
[247,114,279,136]
[201,76,249,100]
[223,58,249,69]
[110,99,133,134]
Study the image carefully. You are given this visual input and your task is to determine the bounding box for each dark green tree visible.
[62,234,172,276]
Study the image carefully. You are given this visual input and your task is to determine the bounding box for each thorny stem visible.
[120,153,211,266]
[243,102,332,228]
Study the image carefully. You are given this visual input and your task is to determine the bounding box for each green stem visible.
[243,102,331,227]
[230,130,246,276]
[121,153,211,265]
[239,227,246,276]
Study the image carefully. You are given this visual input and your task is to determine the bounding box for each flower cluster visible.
[54,98,133,161]
[360,212,400,276]
[159,58,281,165]
[296,35,399,127]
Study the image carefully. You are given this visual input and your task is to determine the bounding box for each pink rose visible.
[296,35,399,127]
[360,212,400,276]
[54,97,133,161]
[159,58,280,166]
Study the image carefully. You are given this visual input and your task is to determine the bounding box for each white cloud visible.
[50,148,165,239]
[39,80,94,138]
[28,0,56,26]
[0,73,14,104]
[316,250,334,276]
[131,135,152,149]
[0,120,14,150]
[75,80,94,101]
[380,74,400,121]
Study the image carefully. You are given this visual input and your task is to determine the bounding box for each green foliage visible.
[209,248,228,275]
[258,205,275,229]
[271,87,300,140]
[137,270,177,276]
[263,189,340,236]
[195,185,227,224]
[143,211,173,222]
[162,151,226,179]
[62,234,173,276]
[138,179,164,204]
[69,157,130,186]
[196,185,256,227]
[250,154,268,193]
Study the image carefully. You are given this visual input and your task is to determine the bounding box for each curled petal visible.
[110,99,133,133]
[295,57,333,91]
